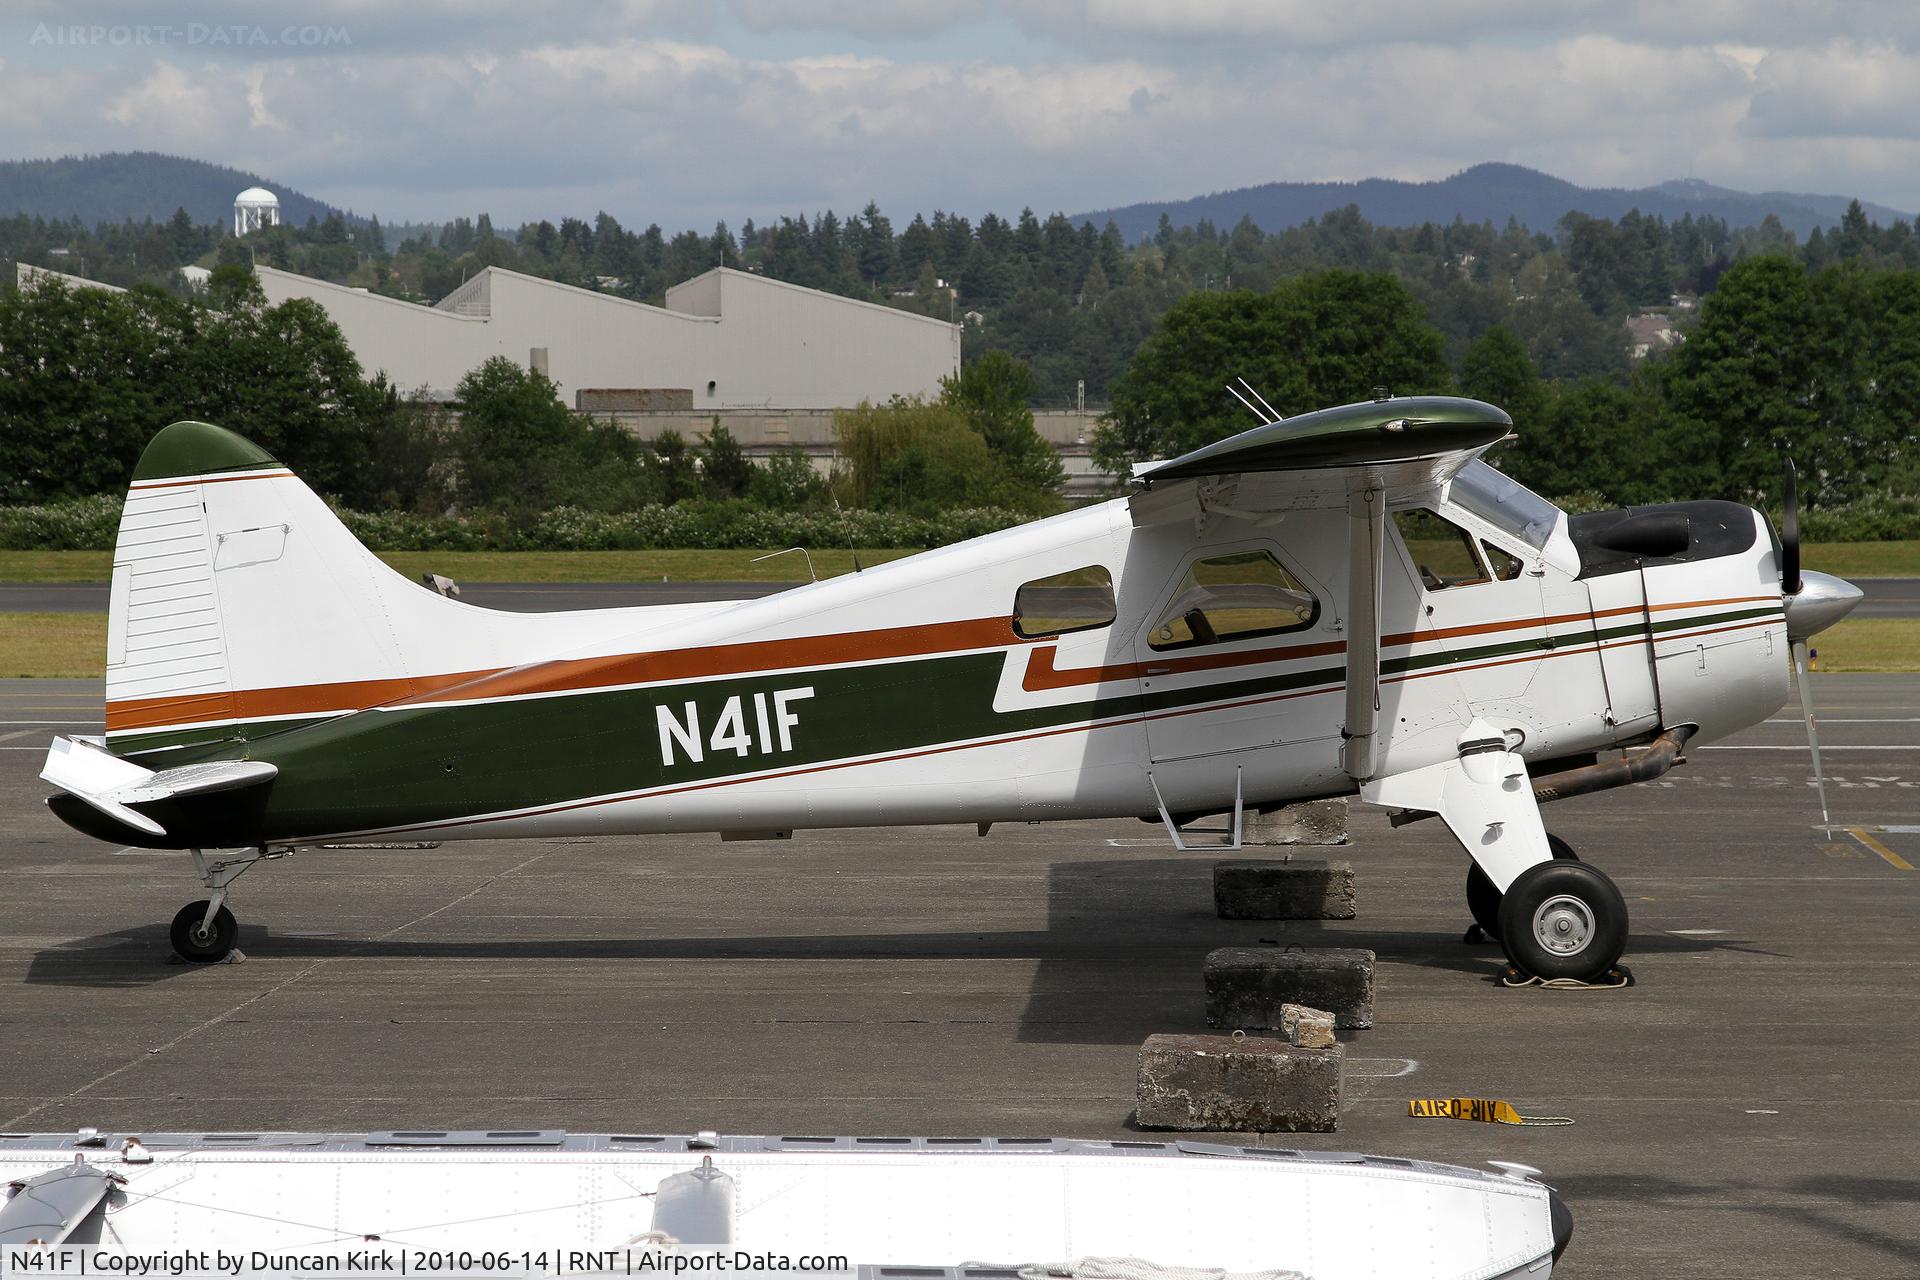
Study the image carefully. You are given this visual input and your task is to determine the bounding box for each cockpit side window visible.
[1148,550,1318,651]
[1013,565,1116,639]
[1482,540,1524,581]
[1392,508,1491,591]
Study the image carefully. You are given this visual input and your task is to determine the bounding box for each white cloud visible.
[1745,42,1920,141]
[102,60,221,136]
[7,4,1920,228]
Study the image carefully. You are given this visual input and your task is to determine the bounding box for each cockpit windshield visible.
[1448,459,1562,550]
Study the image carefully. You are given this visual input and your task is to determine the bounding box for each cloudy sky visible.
[5,1,1920,230]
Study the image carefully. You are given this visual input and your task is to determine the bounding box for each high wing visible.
[1126,396,1515,782]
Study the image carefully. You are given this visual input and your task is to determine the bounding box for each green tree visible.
[938,350,1065,492]
[1097,271,1449,468]
[452,357,584,510]
[1506,376,1665,504]
[0,277,177,500]
[646,429,701,503]
[698,422,754,498]
[1658,254,1816,503]
[1459,326,1547,425]
[748,446,828,510]
[833,398,1055,516]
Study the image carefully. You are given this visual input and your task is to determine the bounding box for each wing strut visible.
[1342,482,1384,782]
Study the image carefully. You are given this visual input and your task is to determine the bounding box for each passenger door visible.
[1133,543,1341,765]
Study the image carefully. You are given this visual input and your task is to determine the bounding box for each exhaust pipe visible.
[1530,725,1695,805]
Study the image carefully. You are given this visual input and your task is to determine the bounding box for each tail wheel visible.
[1466,834,1578,936]
[1497,860,1628,982]
[170,901,237,963]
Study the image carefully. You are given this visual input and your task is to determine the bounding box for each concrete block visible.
[1244,799,1349,846]
[1213,858,1356,920]
[1136,1033,1343,1132]
[1281,1003,1336,1049]
[1205,946,1375,1031]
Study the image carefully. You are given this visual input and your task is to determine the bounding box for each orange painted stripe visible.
[107,616,1025,733]
[106,668,494,733]
[128,469,292,492]
[394,616,1024,710]
[1022,636,1347,692]
[1029,595,1779,692]
[1380,594,1777,648]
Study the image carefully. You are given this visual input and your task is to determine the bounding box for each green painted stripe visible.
[120,603,1780,846]
[1380,604,1780,676]
[113,716,337,758]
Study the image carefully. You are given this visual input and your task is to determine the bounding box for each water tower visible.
[233,186,281,235]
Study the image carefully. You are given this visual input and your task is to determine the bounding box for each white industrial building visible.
[255,264,961,410]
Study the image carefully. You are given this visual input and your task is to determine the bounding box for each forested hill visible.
[1072,163,1912,242]
[0,152,354,228]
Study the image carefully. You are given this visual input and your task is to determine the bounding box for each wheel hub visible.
[1532,895,1594,956]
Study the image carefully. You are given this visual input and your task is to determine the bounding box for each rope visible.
[1500,964,1634,990]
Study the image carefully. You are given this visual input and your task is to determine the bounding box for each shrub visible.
[0,494,1032,553]
[0,494,123,549]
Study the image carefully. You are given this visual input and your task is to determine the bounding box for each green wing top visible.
[1135,396,1513,485]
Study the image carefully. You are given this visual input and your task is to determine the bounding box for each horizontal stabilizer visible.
[110,758,279,804]
[41,736,278,839]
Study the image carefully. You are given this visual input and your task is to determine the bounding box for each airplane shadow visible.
[25,858,1742,1045]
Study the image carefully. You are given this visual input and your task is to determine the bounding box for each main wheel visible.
[170,901,237,963]
[1497,860,1628,982]
[1466,833,1578,936]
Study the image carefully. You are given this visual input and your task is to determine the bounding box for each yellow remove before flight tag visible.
[1408,1098,1572,1126]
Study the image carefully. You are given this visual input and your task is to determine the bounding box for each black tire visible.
[170,901,237,963]
[1466,834,1578,936]
[1497,860,1628,982]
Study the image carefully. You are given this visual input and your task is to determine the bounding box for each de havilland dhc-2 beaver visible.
[40,391,1862,980]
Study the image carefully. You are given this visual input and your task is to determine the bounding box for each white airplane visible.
[41,393,1862,981]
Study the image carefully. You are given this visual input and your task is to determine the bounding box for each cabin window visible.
[1482,540,1524,581]
[1392,509,1490,591]
[1013,566,1116,639]
[1148,550,1317,651]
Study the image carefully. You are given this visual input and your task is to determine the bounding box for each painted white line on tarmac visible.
[1765,717,1920,723]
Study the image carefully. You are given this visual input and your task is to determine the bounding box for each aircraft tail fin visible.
[101,420,689,762]
[105,421,460,757]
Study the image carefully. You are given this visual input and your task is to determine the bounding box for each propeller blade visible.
[1782,457,1802,596]
[1792,638,1830,829]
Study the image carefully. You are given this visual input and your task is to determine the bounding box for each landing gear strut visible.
[1466,833,1579,937]
[1363,719,1632,984]
[169,848,285,963]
